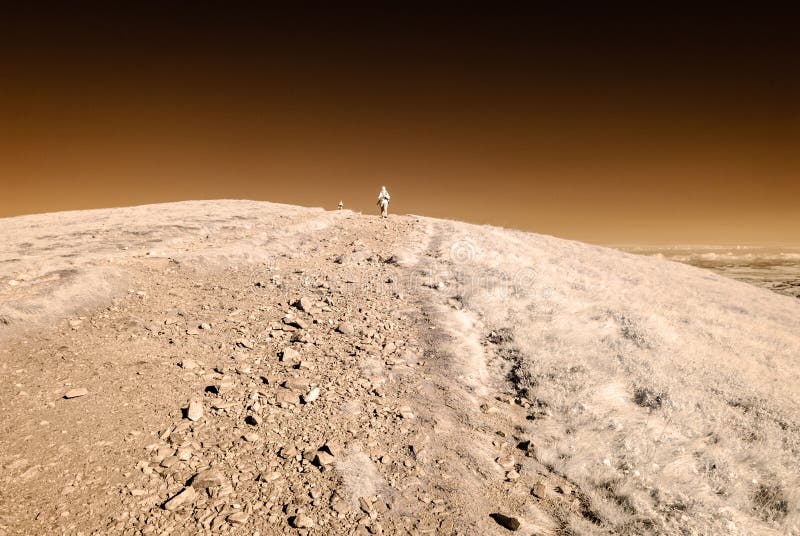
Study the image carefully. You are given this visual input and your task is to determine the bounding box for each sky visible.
[1,3,798,244]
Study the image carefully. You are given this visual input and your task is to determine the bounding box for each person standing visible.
[377,186,391,218]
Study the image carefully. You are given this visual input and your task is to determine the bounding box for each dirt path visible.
[1,208,557,535]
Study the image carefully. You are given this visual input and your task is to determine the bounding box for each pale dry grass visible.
[432,218,800,535]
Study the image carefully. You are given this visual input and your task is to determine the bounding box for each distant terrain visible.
[1,201,799,535]
[622,246,800,299]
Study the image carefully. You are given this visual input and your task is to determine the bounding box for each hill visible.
[1,200,798,535]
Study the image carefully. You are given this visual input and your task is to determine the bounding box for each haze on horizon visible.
[1,4,798,245]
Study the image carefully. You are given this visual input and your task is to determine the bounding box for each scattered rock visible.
[163,487,197,511]
[496,454,515,470]
[64,388,88,399]
[283,316,307,329]
[294,296,315,312]
[336,322,355,335]
[397,406,415,419]
[236,339,255,349]
[331,497,351,514]
[160,456,179,468]
[302,387,320,404]
[227,512,249,524]
[279,445,298,459]
[190,469,226,490]
[276,390,300,406]
[179,359,198,370]
[314,451,335,467]
[187,401,203,421]
[490,513,521,531]
[280,347,300,363]
[291,514,315,528]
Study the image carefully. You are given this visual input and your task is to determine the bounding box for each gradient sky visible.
[1,4,798,244]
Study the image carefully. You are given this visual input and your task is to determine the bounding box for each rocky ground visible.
[1,201,799,535]
[0,203,560,535]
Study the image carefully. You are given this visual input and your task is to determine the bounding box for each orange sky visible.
[1,4,798,244]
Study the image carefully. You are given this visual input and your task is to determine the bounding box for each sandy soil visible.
[1,200,798,535]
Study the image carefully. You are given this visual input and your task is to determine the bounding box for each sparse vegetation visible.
[1,202,798,534]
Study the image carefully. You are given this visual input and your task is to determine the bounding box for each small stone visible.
[359,496,373,514]
[160,456,179,468]
[155,445,175,460]
[179,359,198,370]
[278,445,298,459]
[331,498,350,514]
[397,406,415,419]
[531,481,547,499]
[496,454,515,470]
[191,469,226,490]
[505,470,520,481]
[336,322,355,335]
[199,323,211,330]
[163,487,197,511]
[294,296,315,312]
[490,513,521,531]
[245,414,262,426]
[291,514,314,528]
[260,470,281,482]
[64,388,88,399]
[227,512,249,524]
[302,387,320,404]
[187,401,203,421]
[321,441,340,457]
[314,451,335,466]
[236,339,255,349]
[177,447,192,461]
[68,319,82,330]
[283,315,307,329]
[280,347,300,363]
[243,432,260,442]
[215,375,236,393]
[276,390,300,406]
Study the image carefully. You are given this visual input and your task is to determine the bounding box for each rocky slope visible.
[0,200,798,535]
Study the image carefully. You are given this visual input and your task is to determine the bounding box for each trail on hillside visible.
[1,201,799,536]
[1,205,530,535]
